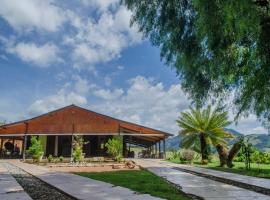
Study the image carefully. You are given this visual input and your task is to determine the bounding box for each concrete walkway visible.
[135,159,270,200]
[8,160,163,200]
[0,163,32,200]
[164,161,270,193]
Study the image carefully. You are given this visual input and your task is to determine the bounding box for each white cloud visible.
[94,88,124,100]
[28,90,87,116]
[27,75,92,116]
[8,42,61,67]
[92,76,190,134]
[68,5,141,68]
[73,75,92,94]
[0,1,141,69]
[0,0,66,32]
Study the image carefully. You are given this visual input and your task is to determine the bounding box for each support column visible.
[158,141,161,158]
[0,137,3,158]
[23,122,28,161]
[70,135,74,161]
[23,135,27,161]
[163,139,166,159]
[54,136,58,157]
[155,143,157,158]
[123,136,126,157]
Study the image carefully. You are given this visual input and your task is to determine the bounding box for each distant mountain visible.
[166,129,270,151]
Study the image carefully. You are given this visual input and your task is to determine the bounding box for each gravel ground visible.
[1,163,76,200]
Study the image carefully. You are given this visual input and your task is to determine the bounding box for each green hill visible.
[166,129,270,151]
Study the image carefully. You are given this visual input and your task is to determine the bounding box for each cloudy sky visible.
[0,0,267,135]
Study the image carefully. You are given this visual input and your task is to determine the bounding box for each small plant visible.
[27,136,44,163]
[180,149,195,164]
[59,156,64,162]
[48,154,53,163]
[105,137,123,162]
[241,137,253,170]
[72,135,86,163]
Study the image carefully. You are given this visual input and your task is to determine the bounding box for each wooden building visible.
[0,105,171,159]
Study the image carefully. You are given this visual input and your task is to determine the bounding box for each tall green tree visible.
[122,0,270,127]
[177,106,232,164]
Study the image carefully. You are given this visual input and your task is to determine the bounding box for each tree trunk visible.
[200,133,208,164]
[216,144,228,167]
[227,141,242,168]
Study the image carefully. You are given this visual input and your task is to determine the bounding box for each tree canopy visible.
[122,0,270,127]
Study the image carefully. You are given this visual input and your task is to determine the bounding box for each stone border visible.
[172,166,270,196]
[6,162,78,200]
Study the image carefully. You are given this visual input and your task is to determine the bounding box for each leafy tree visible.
[27,136,44,162]
[105,137,123,162]
[177,106,232,164]
[122,0,270,126]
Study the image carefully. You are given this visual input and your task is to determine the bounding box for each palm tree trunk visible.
[227,141,242,168]
[216,144,228,167]
[200,133,208,164]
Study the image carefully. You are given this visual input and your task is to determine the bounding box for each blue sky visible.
[0,0,267,135]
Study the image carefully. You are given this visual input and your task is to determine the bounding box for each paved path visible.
[0,163,32,200]
[8,160,163,200]
[164,161,270,193]
[135,159,270,200]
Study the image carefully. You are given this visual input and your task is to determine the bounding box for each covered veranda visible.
[0,105,171,160]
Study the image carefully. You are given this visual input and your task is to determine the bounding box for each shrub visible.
[27,136,44,162]
[168,149,179,161]
[180,149,195,164]
[72,135,86,163]
[59,156,64,162]
[48,154,53,163]
[105,137,123,162]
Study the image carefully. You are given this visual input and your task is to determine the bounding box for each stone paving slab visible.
[0,163,32,200]
[9,160,163,200]
[135,159,270,200]
[162,160,270,190]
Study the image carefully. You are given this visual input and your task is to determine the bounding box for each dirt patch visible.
[46,165,140,173]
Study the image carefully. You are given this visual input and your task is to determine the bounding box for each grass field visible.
[169,158,270,178]
[76,170,190,200]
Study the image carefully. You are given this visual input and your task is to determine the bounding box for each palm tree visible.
[177,106,232,164]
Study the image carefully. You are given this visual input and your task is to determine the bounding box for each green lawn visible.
[76,170,190,200]
[168,159,270,178]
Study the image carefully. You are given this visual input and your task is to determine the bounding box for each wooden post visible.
[12,138,15,152]
[23,135,27,161]
[70,134,74,161]
[0,137,3,158]
[155,143,157,158]
[23,122,28,161]
[163,139,166,159]
[158,141,161,158]
[54,136,58,157]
